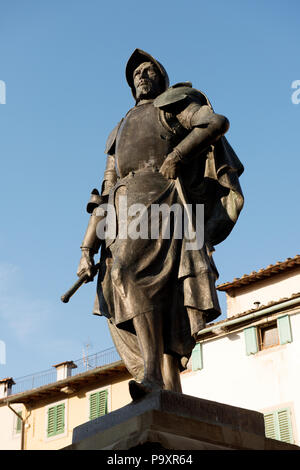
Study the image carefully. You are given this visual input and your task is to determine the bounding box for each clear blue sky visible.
[0,0,299,380]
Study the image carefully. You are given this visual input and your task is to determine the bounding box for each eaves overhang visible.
[217,255,300,292]
[0,360,128,405]
[196,293,300,340]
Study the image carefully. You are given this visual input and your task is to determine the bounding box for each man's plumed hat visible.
[126,49,169,99]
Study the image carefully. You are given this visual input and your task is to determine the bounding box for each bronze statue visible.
[68,49,244,400]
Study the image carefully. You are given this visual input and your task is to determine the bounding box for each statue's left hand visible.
[159,152,181,179]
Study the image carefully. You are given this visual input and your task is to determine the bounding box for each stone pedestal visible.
[64,391,299,450]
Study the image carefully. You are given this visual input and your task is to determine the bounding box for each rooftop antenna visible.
[83,341,92,370]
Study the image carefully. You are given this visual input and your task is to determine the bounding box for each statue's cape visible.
[154,84,244,248]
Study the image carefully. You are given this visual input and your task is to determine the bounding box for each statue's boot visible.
[129,379,163,400]
[129,354,182,398]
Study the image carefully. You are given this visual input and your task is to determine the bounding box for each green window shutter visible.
[47,403,65,437]
[264,412,277,440]
[55,403,65,435]
[47,407,56,437]
[89,393,98,420]
[98,389,108,416]
[191,343,203,371]
[244,326,258,355]
[264,408,293,444]
[278,409,293,443]
[277,315,292,345]
[89,389,108,420]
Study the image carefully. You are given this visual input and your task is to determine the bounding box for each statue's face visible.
[133,62,162,101]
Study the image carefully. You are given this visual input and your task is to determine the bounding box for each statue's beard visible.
[136,81,159,101]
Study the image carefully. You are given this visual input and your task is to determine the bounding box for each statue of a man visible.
[76,49,244,400]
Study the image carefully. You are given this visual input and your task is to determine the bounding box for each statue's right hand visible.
[77,249,95,282]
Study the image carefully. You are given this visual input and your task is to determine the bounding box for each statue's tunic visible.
[93,99,226,377]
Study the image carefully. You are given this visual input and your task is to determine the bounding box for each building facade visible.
[0,354,132,450]
[0,255,299,449]
[183,255,300,445]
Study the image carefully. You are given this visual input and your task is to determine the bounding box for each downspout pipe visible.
[7,402,25,450]
[198,296,300,336]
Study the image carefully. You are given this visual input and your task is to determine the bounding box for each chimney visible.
[0,377,15,398]
[52,361,77,381]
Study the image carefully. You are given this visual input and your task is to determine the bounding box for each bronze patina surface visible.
[72,49,244,400]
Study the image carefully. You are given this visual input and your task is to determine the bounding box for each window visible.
[244,315,292,355]
[258,322,279,350]
[89,389,108,420]
[15,412,22,434]
[47,403,65,438]
[13,409,22,436]
[264,408,294,444]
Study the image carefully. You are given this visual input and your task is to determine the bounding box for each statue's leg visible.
[161,307,207,393]
[129,310,164,399]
